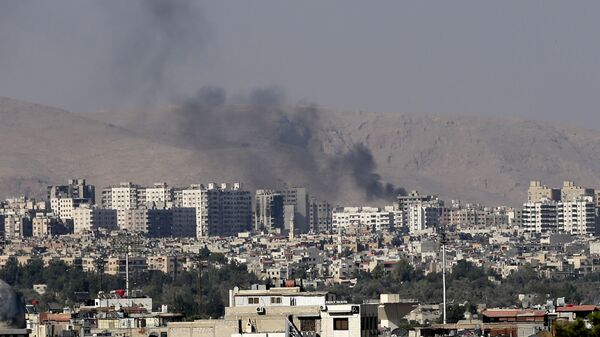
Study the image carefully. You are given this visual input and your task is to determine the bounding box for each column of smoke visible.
[171,86,406,201]
[333,143,407,200]
[91,1,407,201]
[0,280,25,329]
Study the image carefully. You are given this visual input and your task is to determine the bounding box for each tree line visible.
[321,259,600,324]
[0,250,257,319]
[3,254,600,322]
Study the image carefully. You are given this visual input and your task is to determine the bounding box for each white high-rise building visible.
[332,206,394,231]
[182,184,207,238]
[182,183,252,238]
[521,199,558,234]
[144,182,173,207]
[50,197,88,221]
[396,191,443,234]
[521,181,597,235]
[558,196,595,235]
[102,182,141,210]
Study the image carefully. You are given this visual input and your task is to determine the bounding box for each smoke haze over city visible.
[0,1,599,128]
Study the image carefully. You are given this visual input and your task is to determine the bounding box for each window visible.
[248,297,259,305]
[300,318,316,332]
[270,297,282,304]
[334,318,349,331]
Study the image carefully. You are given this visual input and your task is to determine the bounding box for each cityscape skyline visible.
[1,1,599,336]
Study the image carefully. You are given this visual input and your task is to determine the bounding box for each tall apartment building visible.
[522,181,597,235]
[102,182,177,209]
[143,182,174,208]
[254,190,284,232]
[521,200,558,233]
[182,183,252,238]
[117,208,148,233]
[147,209,173,238]
[396,191,443,234]
[32,213,66,237]
[171,207,196,238]
[48,178,96,204]
[48,179,95,223]
[332,206,394,231]
[309,198,333,233]
[181,184,206,237]
[558,196,595,235]
[101,182,143,210]
[114,207,196,238]
[276,187,310,233]
[50,197,90,221]
[72,205,118,234]
[1,213,32,239]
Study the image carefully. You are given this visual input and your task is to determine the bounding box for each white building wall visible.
[50,198,75,220]
[72,207,93,234]
[110,187,138,209]
[332,207,393,231]
[182,187,207,238]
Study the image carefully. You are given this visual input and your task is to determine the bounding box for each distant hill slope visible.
[2,96,600,206]
[328,111,600,206]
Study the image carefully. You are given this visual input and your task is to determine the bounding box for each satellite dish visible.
[391,328,408,337]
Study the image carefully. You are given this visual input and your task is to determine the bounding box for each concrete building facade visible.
[182,183,252,238]
[254,190,284,233]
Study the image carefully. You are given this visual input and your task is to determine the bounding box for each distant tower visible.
[288,213,295,240]
[440,225,448,324]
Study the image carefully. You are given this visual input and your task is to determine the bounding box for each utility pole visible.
[440,225,447,325]
[126,245,130,298]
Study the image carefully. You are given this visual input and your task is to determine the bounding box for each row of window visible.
[247,297,283,304]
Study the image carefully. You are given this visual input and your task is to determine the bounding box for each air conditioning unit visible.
[256,307,266,314]
[320,305,328,312]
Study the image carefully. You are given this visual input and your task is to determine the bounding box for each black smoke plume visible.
[333,143,407,200]
[169,86,405,201]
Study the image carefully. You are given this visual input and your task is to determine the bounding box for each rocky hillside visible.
[2,96,600,206]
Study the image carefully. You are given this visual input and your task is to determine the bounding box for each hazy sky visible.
[1,1,599,126]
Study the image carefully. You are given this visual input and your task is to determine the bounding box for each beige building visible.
[32,214,55,238]
[168,286,414,337]
[105,256,148,276]
[147,255,186,277]
[117,208,148,233]
[561,181,594,202]
[527,181,560,203]
[72,205,117,234]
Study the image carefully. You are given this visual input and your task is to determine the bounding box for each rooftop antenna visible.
[440,224,447,324]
